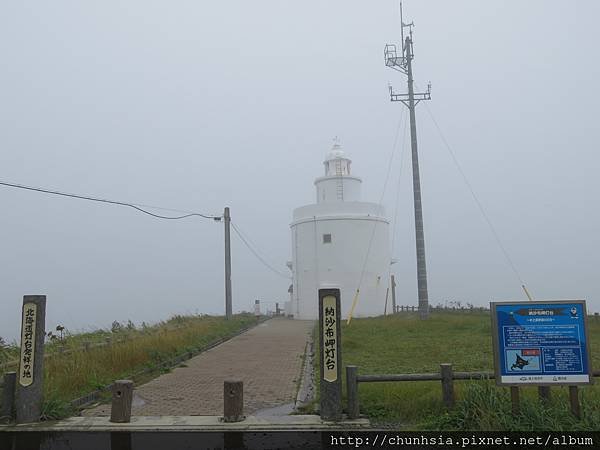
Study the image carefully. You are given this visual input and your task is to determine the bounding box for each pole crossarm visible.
[389,86,431,107]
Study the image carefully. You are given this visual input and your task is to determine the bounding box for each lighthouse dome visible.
[326,142,346,160]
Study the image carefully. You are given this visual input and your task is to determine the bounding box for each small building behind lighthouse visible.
[289,141,392,320]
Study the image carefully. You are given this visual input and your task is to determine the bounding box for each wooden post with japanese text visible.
[319,288,342,421]
[15,295,46,424]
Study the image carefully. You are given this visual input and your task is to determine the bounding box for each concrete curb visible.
[0,415,370,432]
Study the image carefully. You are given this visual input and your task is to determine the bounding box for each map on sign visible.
[491,300,592,385]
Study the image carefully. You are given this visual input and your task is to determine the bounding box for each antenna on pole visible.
[400,2,404,52]
[400,2,414,55]
[384,2,431,320]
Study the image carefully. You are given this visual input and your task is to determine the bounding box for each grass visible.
[1,313,259,420]
[312,311,600,430]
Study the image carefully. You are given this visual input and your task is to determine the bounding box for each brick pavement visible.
[83,318,314,416]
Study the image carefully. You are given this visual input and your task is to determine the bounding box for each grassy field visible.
[1,313,258,419]
[314,311,600,430]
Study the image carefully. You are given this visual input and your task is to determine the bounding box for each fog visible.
[1,1,598,341]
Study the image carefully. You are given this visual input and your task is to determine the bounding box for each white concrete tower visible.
[289,141,391,320]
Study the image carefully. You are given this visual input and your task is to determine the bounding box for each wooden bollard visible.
[223,380,244,422]
[346,366,359,419]
[15,295,46,424]
[569,386,581,419]
[510,386,520,415]
[110,380,133,423]
[440,363,454,408]
[538,386,551,404]
[1,372,17,422]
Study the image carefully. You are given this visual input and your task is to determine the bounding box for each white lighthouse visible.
[289,141,392,320]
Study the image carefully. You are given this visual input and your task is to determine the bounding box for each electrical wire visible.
[390,111,410,259]
[348,108,407,322]
[230,221,291,280]
[0,180,222,221]
[419,99,527,286]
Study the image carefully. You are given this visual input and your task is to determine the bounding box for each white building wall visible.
[290,143,392,320]
[291,203,390,320]
[314,176,362,203]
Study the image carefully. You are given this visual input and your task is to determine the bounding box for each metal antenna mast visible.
[384,2,431,320]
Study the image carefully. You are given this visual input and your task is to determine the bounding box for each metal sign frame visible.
[491,299,593,386]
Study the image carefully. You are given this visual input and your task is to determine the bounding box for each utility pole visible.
[391,274,397,314]
[224,206,232,319]
[384,4,431,319]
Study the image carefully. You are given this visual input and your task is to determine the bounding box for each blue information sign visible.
[491,300,592,385]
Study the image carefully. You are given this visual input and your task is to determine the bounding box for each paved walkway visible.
[83,318,314,416]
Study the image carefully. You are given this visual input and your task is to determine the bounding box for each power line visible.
[419,100,526,286]
[0,180,221,221]
[390,111,410,259]
[348,108,407,322]
[230,221,291,280]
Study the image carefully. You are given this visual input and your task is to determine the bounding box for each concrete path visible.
[83,318,314,416]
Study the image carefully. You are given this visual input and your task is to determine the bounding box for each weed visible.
[314,312,600,430]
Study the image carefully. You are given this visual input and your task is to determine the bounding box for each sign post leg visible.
[538,386,551,404]
[510,386,520,415]
[569,386,581,419]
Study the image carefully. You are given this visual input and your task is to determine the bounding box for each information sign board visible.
[491,300,592,385]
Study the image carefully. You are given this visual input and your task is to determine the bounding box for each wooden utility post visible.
[15,295,46,424]
[224,207,232,320]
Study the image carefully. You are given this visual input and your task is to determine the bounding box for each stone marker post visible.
[15,295,46,424]
[319,288,342,421]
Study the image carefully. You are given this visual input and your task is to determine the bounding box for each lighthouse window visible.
[323,233,332,244]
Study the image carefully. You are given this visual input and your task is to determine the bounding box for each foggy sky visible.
[1,1,599,341]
